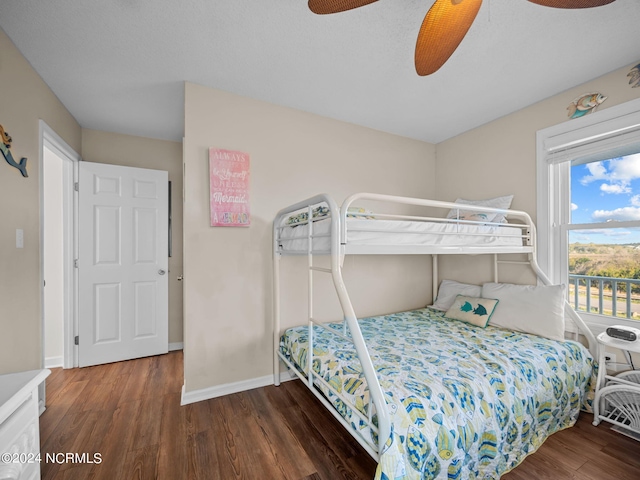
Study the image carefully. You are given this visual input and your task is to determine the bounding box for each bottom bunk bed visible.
[274,193,598,479]
[279,307,595,480]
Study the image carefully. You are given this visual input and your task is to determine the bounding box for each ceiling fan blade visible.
[415,0,483,76]
[527,0,616,8]
[308,0,378,14]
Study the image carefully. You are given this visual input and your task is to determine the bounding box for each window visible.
[568,154,640,322]
[537,98,640,333]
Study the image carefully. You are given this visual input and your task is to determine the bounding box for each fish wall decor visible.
[0,124,28,177]
[567,92,607,119]
[628,63,640,88]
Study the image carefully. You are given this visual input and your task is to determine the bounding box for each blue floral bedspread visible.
[280,308,595,479]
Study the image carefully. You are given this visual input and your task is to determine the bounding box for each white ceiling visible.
[1,0,639,144]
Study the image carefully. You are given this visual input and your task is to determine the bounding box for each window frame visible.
[537,97,640,335]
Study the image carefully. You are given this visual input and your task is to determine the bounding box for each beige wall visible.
[183,82,436,392]
[0,27,81,375]
[435,61,640,285]
[81,129,184,344]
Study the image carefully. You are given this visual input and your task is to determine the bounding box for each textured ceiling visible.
[1,0,639,144]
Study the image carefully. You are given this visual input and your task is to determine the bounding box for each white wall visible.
[183,82,437,393]
[43,147,65,367]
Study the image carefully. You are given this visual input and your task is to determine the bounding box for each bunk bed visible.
[272,193,598,480]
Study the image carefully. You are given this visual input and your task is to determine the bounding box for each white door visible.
[78,162,168,367]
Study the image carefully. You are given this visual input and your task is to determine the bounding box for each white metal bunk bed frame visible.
[272,192,597,460]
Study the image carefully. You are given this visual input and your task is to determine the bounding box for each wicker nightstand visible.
[592,331,640,440]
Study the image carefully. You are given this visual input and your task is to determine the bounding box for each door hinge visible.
[74,336,79,345]
[74,182,79,192]
[74,259,78,268]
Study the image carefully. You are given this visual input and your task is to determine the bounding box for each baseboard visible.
[44,356,63,368]
[180,370,297,406]
[279,369,297,382]
[168,342,183,351]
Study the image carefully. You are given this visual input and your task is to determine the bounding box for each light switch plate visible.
[16,228,24,248]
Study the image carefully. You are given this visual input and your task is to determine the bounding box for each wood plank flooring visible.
[39,351,640,479]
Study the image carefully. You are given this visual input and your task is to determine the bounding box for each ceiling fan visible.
[307,0,617,76]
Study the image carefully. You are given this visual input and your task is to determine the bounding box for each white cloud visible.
[600,183,631,194]
[604,230,632,237]
[579,154,640,192]
[571,203,578,211]
[592,206,640,222]
[570,233,593,243]
[570,229,632,244]
[580,161,607,184]
[608,154,640,183]
[632,195,640,207]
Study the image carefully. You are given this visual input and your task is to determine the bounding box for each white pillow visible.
[446,195,514,224]
[430,280,482,311]
[481,282,566,341]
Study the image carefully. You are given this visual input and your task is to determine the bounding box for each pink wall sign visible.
[209,148,250,227]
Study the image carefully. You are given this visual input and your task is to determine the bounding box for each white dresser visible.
[0,369,50,480]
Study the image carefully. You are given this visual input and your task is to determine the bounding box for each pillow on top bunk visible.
[446,194,514,223]
[482,282,566,341]
[444,295,499,327]
[285,205,375,226]
[285,206,330,226]
[346,206,375,219]
[430,280,482,311]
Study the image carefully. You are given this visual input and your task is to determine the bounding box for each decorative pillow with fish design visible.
[453,211,497,222]
[285,205,330,226]
[285,205,375,226]
[346,206,375,219]
[446,195,514,224]
[445,295,499,327]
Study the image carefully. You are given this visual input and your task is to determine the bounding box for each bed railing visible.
[340,192,534,248]
[275,193,535,256]
[273,193,598,457]
[273,194,390,457]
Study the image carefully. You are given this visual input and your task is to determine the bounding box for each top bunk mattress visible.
[278,217,525,253]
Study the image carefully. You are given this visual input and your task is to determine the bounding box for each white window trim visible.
[537,97,640,336]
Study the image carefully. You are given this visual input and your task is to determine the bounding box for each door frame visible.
[39,120,81,373]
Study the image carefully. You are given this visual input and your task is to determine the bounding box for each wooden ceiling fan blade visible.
[308,0,378,15]
[415,0,483,76]
[527,0,616,8]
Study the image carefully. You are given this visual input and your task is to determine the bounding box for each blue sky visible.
[570,153,640,245]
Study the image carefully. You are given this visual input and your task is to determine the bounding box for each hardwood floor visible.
[39,351,639,479]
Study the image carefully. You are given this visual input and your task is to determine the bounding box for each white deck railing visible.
[569,274,640,320]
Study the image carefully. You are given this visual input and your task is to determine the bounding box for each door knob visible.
[158,269,166,275]
[177,275,183,281]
